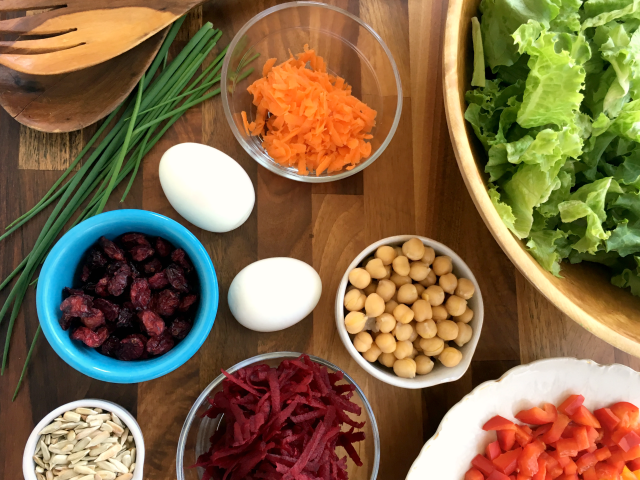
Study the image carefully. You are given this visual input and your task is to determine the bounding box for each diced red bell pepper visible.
[473,454,497,476]
[583,466,597,480]
[613,429,640,453]
[587,444,598,453]
[548,464,565,479]
[564,458,578,475]
[484,416,517,431]
[571,406,602,429]
[576,452,598,474]
[627,458,640,472]
[555,474,578,480]
[515,425,534,447]
[486,441,502,460]
[532,457,546,480]
[556,438,580,458]
[549,451,570,468]
[494,448,522,475]
[611,403,640,430]
[532,424,552,439]
[509,476,516,480]
[498,429,517,451]
[596,408,622,432]
[487,470,511,480]
[543,414,571,444]
[519,440,546,476]
[596,447,613,461]
[624,445,640,462]
[622,466,637,480]
[559,395,585,417]
[587,426,599,445]
[466,468,485,480]
[516,404,558,425]
[516,474,531,480]
[597,461,623,479]
[574,426,591,451]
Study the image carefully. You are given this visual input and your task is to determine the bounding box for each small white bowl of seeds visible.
[23,399,144,480]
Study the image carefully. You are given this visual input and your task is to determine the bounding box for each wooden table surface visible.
[2,1,640,479]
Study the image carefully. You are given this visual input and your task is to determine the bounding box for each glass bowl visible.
[221,1,402,183]
[176,352,380,480]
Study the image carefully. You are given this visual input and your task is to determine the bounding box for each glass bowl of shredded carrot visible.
[221,2,402,182]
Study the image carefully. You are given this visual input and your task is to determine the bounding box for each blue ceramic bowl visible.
[36,210,218,383]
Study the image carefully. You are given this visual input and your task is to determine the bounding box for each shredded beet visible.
[194,354,365,480]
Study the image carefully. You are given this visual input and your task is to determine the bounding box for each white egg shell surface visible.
[228,258,322,333]
[159,143,255,233]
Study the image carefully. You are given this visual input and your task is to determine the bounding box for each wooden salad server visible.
[0,0,202,75]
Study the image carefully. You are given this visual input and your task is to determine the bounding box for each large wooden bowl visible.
[443,0,640,356]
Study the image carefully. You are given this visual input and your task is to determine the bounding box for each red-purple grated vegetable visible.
[194,354,366,480]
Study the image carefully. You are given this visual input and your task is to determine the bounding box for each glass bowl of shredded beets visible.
[176,352,380,480]
[36,210,218,383]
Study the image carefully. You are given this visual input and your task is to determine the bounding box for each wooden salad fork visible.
[0,0,202,75]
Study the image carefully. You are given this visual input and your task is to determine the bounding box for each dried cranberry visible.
[166,264,189,293]
[130,262,140,279]
[108,263,131,297]
[81,308,105,330]
[155,237,173,257]
[178,294,197,312]
[171,248,193,272]
[121,233,151,249]
[81,265,92,282]
[95,277,110,297]
[100,335,120,357]
[154,289,180,317]
[116,334,145,361]
[87,247,108,268]
[130,245,155,262]
[59,313,76,331]
[116,307,135,329]
[60,294,93,317]
[130,278,151,309]
[138,310,166,337]
[92,298,120,322]
[148,271,169,290]
[146,331,175,356]
[170,318,192,340]
[62,287,85,298]
[99,236,125,261]
[143,258,163,275]
[71,326,109,348]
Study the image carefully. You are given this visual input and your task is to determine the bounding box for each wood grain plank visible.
[18,127,84,170]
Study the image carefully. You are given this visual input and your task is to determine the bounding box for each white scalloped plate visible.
[406,358,640,479]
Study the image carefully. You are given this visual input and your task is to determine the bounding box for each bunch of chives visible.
[0,18,256,400]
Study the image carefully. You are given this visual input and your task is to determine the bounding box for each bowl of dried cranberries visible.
[36,209,218,383]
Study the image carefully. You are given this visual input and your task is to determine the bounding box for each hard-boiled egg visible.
[159,143,254,233]
[228,258,322,332]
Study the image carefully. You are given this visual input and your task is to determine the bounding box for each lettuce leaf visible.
[526,229,569,275]
[472,17,486,87]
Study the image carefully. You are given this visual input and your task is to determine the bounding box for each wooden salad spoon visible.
[0,28,167,132]
[0,0,202,75]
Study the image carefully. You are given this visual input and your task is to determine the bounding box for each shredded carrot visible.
[241,45,377,176]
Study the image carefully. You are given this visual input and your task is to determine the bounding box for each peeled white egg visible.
[159,143,255,233]
[228,258,322,332]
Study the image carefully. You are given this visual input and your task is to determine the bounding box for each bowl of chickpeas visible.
[335,235,483,389]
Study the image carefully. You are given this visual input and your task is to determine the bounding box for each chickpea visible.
[394,340,413,360]
[363,281,377,296]
[432,305,449,321]
[420,247,436,266]
[345,311,367,334]
[408,323,419,342]
[379,352,396,368]
[419,269,437,287]
[344,289,365,311]
[362,344,382,362]
[454,307,474,324]
[376,313,396,333]
[416,319,437,339]
[454,322,473,347]
[383,265,392,279]
[385,300,399,314]
[393,358,417,379]
[349,268,371,289]
[365,258,387,280]
[420,336,444,356]
[415,283,425,297]
[413,337,423,351]
[397,284,419,304]
[411,347,420,359]
[425,285,445,306]
[390,273,412,288]
[375,332,397,354]
[412,299,433,322]
[353,331,373,352]
[375,245,397,266]
[415,355,435,375]
[436,320,459,341]
[394,246,404,257]
[391,291,398,302]
[395,322,414,342]
[393,304,414,324]
[392,255,411,276]
[376,279,396,302]
[365,293,385,318]
[439,347,463,367]
[455,278,475,300]
[439,273,458,294]
[402,238,425,261]
[432,256,453,276]
[409,262,430,282]
[445,295,467,317]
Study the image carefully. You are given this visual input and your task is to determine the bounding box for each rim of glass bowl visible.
[176,351,381,480]
[221,1,403,183]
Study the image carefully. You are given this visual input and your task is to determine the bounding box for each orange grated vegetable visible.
[242,45,377,176]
